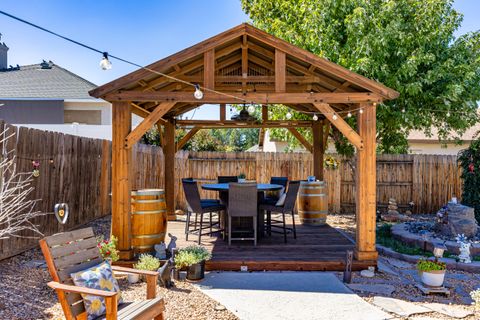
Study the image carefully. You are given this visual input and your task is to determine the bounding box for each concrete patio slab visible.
[195,272,392,320]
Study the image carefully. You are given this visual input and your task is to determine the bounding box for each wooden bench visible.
[39,227,165,320]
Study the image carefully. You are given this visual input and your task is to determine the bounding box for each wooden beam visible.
[106,91,383,104]
[164,120,176,221]
[176,127,200,151]
[125,102,176,149]
[312,120,324,180]
[204,49,215,89]
[323,121,331,151]
[156,122,164,148]
[258,128,265,149]
[176,119,313,128]
[355,103,378,261]
[288,128,313,153]
[313,103,363,150]
[111,101,133,260]
[242,35,248,92]
[220,104,226,121]
[262,105,268,123]
[275,49,286,92]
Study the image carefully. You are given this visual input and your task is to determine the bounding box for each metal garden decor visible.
[54,203,69,224]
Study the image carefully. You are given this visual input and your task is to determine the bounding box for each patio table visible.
[201,183,283,239]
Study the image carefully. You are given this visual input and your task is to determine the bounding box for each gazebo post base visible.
[118,250,134,261]
[354,249,378,262]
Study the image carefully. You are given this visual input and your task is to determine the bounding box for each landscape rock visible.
[360,269,375,278]
[423,303,474,319]
[377,260,398,276]
[435,203,478,238]
[347,284,395,296]
[381,213,411,223]
[372,296,431,317]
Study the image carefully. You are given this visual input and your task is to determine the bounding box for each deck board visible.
[167,215,375,271]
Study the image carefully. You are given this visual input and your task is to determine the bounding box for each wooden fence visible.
[0,120,464,259]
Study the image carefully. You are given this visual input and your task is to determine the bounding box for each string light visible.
[193,84,203,100]
[402,108,406,113]
[286,112,292,120]
[332,114,338,121]
[99,52,112,70]
[247,105,255,113]
[359,109,364,114]
[347,112,352,118]
[446,111,451,117]
[312,114,318,121]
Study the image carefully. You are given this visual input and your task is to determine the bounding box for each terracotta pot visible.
[420,269,446,287]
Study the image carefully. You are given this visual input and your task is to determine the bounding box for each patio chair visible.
[182,179,225,244]
[217,176,238,183]
[259,180,300,243]
[228,182,258,246]
[39,227,165,320]
[263,176,289,205]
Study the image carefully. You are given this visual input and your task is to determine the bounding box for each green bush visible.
[175,245,211,269]
[458,139,480,222]
[417,259,446,272]
[134,254,161,271]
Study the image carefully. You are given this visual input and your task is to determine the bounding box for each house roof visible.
[90,23,399,118]
[408,124,480,142]
[0,61,97,100]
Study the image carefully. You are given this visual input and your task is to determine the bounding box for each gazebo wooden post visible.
[111,101,133,260]
[355,103,378,261]
[164,119,176,220]
[312,120,324,180]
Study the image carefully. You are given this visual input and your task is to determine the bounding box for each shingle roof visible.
[0,61,97,99]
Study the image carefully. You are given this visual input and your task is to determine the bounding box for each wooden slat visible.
[45,228,95,247]
[49,237,98,258]
[287,128,312,153]
[164,120,176,220]
[176,127,200,152]
[204,49,215,89]
[275,49,286,92]
[313,103,363,150]
[312,120,324,180]
[125,102,176,149]
[57,258,104,281]
[220,104,226,121]
[54,247,102,269]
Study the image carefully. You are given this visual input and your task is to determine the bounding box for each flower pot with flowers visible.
[97,235,120,263]
[238,173,246,183]
[175,245,211,280]
[417,259,446,287]
[133,254,161,283]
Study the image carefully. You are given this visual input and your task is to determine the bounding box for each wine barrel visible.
[131,189,167,254]
[297,181,328,225]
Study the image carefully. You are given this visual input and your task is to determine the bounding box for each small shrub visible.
[97,235,119,262]
[458,139,480,222]
[175,245,211,269]
[238,173,246,179]
[134,254,161,271]
[470,289,480,309]
[416,259,446,272]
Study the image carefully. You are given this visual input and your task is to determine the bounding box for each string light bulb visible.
[402,108,406,113]
[286,112,292,120]
[99,52,112,70]
[446,111,451,117]
[312,114,318,121]
[193,84,203,100]
[247,105,255,113]
[359,109,364,114]
[332,114,338,121]
[347,112,352,118]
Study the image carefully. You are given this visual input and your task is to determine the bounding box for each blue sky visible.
[0,0,478,120]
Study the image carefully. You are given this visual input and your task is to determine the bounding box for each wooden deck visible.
[168,215,375,271]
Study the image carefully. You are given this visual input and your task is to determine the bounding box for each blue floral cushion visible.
[71,261,123,320]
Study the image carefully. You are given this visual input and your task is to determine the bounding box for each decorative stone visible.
[360,269,375,278]
[347,284,395,296]
[387,205,398,211]
[405,210,412,215]
[435,203,478,238]
[175,209,185,215]
[415,283,450,296]
[422,303,473,318]
[377,260,398,276]
[372,296,431,317]
[381,213,411,222]
[387,209,399,214]
[214,304,226,311]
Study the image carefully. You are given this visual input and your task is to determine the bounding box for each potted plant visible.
[132,254,161,283]
[238,173,246,183]
[175,245,211,280]
[417,259,447,287]
[97,235,120,263]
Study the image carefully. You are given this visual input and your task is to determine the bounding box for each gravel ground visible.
[0,214,478,320]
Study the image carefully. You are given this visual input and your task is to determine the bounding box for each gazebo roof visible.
[90,23,398,118]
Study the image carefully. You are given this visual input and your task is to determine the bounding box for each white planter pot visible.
[238,178,246,183]
[127,273,140,284]
[420,270,445,287]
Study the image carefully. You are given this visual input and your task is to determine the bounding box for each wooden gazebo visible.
[90,23,398,266]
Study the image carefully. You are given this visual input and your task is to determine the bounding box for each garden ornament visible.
[458,242,472,264]
[54,203,69,224]
[167,233,177,256]
[154,242,167,260]
[158,258,174,288]
[343,250,353,283]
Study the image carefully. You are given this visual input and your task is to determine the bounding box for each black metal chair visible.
[182,178,220,205]
[263,176,289,205]
[182,179,225,244]
[227,182,258,246]
[259,181,300,243]
[218,176,238,183]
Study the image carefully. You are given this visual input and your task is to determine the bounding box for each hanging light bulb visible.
[359,108,364,114]
[332,114,338,121]
[347,112,352,118]
[446,111,451,117]
[312,114,318,121]
[99,52,112,70]
[402,108,406,113]
[247,105,255,113]
[193,84,203,100]
[286,112,292,120]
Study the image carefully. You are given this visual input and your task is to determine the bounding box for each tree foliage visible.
[458,138,480,222]
[241,0,480,153]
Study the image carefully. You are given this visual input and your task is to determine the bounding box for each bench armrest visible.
[111,266,158,299]
[47,281,118,297]
[111,265,159,277]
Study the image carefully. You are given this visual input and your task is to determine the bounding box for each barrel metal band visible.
[132,233,165,239]
[131,199,164,204]
[132,209,166,215]
[299,193,327,197]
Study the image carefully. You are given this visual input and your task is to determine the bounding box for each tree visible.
[0,129,44,239]
[241,0,480,153]
[458,138,480,222]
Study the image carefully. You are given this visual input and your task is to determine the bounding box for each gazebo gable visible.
[90,23,398,118]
